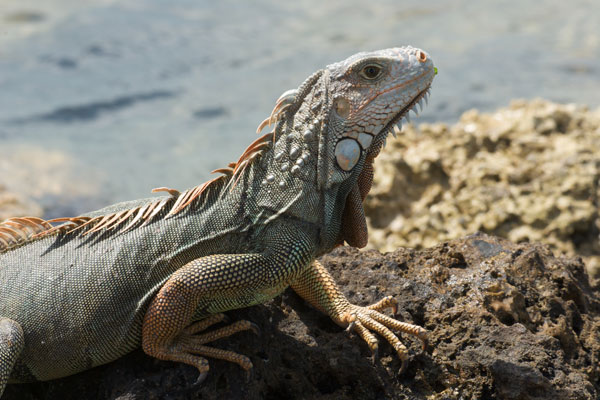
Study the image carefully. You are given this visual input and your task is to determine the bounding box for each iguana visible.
[0,46,435,396]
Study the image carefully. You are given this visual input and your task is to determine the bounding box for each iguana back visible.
[0,171,289,381]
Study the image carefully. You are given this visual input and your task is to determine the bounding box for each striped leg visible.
[142,235,312,384]
[142,253,271,383]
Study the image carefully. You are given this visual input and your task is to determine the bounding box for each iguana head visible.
[258,47,435,250]
[318,47,435,248]
[324,47,434,162]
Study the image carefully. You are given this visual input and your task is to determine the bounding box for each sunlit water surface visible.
[0,0,598,216]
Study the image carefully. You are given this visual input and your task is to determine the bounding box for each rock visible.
[5,234,598,399]
[365,99,600,279]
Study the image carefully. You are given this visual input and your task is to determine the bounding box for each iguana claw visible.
[398,359,408,376]
[244,366,254,383]
[194,371,208,386]
[372,345,380,365]
[345,318,357,333]
[248,322,260,336]
[420,336,429,352]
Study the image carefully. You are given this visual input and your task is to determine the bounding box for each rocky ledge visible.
[5,234,599,399]
[365,99,600,279]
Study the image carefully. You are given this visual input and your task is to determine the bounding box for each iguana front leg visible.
[290,260,428,373]
[142,239,312,383]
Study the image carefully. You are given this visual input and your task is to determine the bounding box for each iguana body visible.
[0,47,435,396]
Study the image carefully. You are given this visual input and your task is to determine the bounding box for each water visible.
[0,0,598,216]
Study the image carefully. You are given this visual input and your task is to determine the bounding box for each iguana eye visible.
[360,64,382,80]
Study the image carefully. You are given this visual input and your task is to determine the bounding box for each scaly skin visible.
[0,46,435,395]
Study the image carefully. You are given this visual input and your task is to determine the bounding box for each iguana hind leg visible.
[144,314,257,384]
[142,251,299,383]
[0,318,25,397]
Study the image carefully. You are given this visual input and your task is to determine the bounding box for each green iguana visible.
[0,46,435,396]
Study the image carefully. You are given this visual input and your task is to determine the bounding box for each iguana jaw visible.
[379,85,431,146]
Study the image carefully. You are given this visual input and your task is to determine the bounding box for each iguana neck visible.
[225,70,326,228]
[234,68,362,252]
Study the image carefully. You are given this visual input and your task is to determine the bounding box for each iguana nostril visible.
[417,51,427,62]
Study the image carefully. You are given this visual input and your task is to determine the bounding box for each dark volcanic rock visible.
[5,234,599,399]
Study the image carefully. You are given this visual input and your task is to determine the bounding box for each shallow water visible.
[0,0,598,216]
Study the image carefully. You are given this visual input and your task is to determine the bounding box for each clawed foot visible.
[340,296,428,374]
[145,313,259,385]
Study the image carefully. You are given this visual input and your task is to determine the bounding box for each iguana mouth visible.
[381,85,431,140]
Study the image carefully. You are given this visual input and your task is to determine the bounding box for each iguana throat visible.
[339,83,433,248]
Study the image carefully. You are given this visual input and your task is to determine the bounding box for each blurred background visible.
[0,0,598,274]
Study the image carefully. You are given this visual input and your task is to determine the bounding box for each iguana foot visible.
[340,297,427,374]
[143,312,258,382]
[291,261,428,374]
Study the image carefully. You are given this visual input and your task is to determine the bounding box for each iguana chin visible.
[0,46,435,395]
